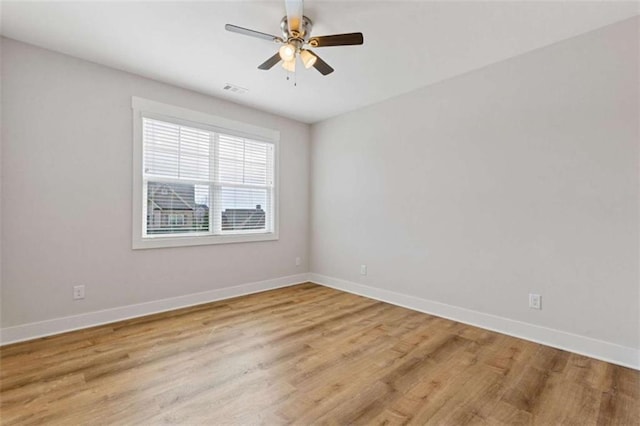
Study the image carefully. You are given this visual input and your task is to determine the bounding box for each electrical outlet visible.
[360,265,367,276]
[73,285,85,300]
[295,257,301,267]
[529,293,541,310]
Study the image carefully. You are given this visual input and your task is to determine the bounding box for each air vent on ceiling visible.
[223,83,248,95]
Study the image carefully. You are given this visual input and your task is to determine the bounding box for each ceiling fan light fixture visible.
[282,58,296,72]
[300,49,317,69]
[225,0,365,76]
[278,43,296,62]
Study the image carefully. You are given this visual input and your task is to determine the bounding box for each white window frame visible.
[132,97,279,249]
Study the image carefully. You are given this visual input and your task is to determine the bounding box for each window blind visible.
[142,117,274,237]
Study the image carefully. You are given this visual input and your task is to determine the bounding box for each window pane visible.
[178,126,210,180]
[146,181,210,234]
[143,120,180,177]
[217,134,272,186]
[143,118,210,180]
[220,187,268,231]
[244,161,267,185]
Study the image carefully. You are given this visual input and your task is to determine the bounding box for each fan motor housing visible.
[281,15,313,42]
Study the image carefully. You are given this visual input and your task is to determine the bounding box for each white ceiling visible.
[2,1,638,123]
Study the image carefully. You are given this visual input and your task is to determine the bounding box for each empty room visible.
[1,0,638,424]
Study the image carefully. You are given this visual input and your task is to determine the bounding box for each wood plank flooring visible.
[1,283,638,425]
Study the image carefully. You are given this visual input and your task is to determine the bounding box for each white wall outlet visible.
[360,264,367,275]
[73,285,85,300]
[295,257,301,267]
[529,293,541,310]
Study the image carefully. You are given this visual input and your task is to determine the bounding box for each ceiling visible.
[2,1,638,123]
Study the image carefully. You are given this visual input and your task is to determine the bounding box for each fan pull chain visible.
[285,70,298,87]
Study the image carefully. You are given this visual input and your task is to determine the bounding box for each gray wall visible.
[310,18,639,349]
[1,38,310,327]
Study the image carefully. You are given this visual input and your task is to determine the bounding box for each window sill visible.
[132,232,279,250]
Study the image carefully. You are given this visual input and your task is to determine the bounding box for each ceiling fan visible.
[225,0,364,76]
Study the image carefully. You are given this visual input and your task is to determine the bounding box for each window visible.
[132,97,279,249]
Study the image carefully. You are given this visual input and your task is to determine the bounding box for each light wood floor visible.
[1,283,638,425]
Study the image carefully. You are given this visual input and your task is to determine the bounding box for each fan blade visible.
[258,52,282,70]
[225,24,283,43]
[309,33,364,47]
[285,0,304,35]
[310,51,334,75]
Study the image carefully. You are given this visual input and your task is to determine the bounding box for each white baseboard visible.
[3,272,637,370]
[309,273,639,370]
[0,273,310,346]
